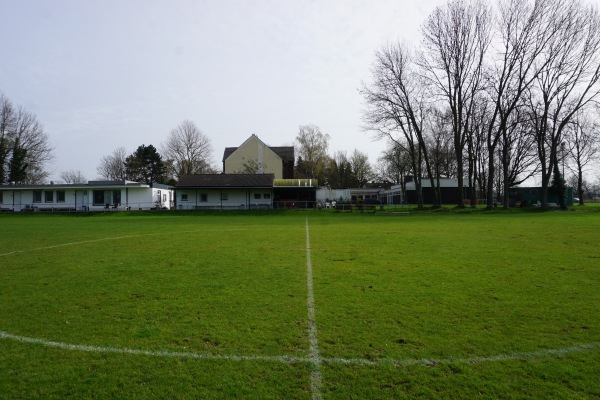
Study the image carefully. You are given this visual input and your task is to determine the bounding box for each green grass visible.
[1,210,599,399]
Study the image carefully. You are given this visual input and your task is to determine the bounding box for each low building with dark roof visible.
[176,174,275,210]
[175,175,319,210]
[0,180,173,212]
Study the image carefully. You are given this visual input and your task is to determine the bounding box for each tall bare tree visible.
[361,43,439,208]
[161,120,214,180]
[97,147,127,180]
[0,93,15,184]
[420,0,491,207]
[0,93,53,183]
[565,109,600,205]
[479,0,561,208]
[526,0,600,208]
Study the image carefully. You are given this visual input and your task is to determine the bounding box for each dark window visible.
[263,193,271,199]
[93,190,120,206]
[0,192,3,203]
[93,190,105,206]
[200,194,208,202]
[33,191,42,203]
[56,190,66,203]
[45,191,54,203]
[254,193,261,200]
[181,194,188,201]
[112,190,121,205]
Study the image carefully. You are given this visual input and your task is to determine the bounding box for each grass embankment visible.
[1,211,598,398]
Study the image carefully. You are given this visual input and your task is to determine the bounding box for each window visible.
[163,194,167,202]
[93,190,121,206]
[200,194,208,202]
[56,190,66,203]
[93,190,105,206]
[45,191,54,203]
[33,191,42,203]
[254,193,261,200]
[263,193,271,199]
[181,194,188,201]
[112,190,121,205]
[0,192,3,203]
[221,193,228,201]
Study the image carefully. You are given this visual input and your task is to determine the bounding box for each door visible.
[75,191,85,210]
[13,191,22,212]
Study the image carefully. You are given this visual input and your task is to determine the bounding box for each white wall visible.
[177,188,272,210]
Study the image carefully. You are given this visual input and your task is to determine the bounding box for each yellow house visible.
[222,134,294,179]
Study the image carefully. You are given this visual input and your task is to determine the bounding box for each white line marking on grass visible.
[305,218,323,400]
[2,330,598,367]
[0,227,283,257]
[0,331,307,363]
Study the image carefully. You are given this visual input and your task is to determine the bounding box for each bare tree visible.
[376,141,412,186]
[361,43,439,208]
[97,147,127,180]
[349,149,373,187]
[161,120,214,180]
[565,109,600,205]
[526,0,600,208]
[478,0,562,208]
[0,93,16,184]
[295,125,330,182]
[0,94,54,184]
[59,170,87,184]
[420,0,491,207]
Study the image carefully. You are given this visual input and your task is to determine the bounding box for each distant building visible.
[405,177,473,205]
[222,134,294,179]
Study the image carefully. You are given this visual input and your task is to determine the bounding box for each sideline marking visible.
[1,331,598,367]
[305,218,323,400]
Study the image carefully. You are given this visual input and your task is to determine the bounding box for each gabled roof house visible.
[222,134,294,179]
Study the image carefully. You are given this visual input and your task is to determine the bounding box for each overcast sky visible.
[1,0,448,182]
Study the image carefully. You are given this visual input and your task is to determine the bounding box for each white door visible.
[13,191,22,212]
[75,191,85,210]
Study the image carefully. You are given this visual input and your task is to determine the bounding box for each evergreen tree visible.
[550,159,567,210]
[125,144,168,184]
[8,137,28,184]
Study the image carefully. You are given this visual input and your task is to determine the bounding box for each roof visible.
[222,145,294,162]
[0,180,157,191]
[177,174,275,188]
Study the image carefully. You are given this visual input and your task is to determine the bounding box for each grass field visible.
[1,209,599,399]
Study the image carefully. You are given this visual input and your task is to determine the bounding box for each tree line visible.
[97,120,216,185]
[294,124,374,188]
[361,0,600,209]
